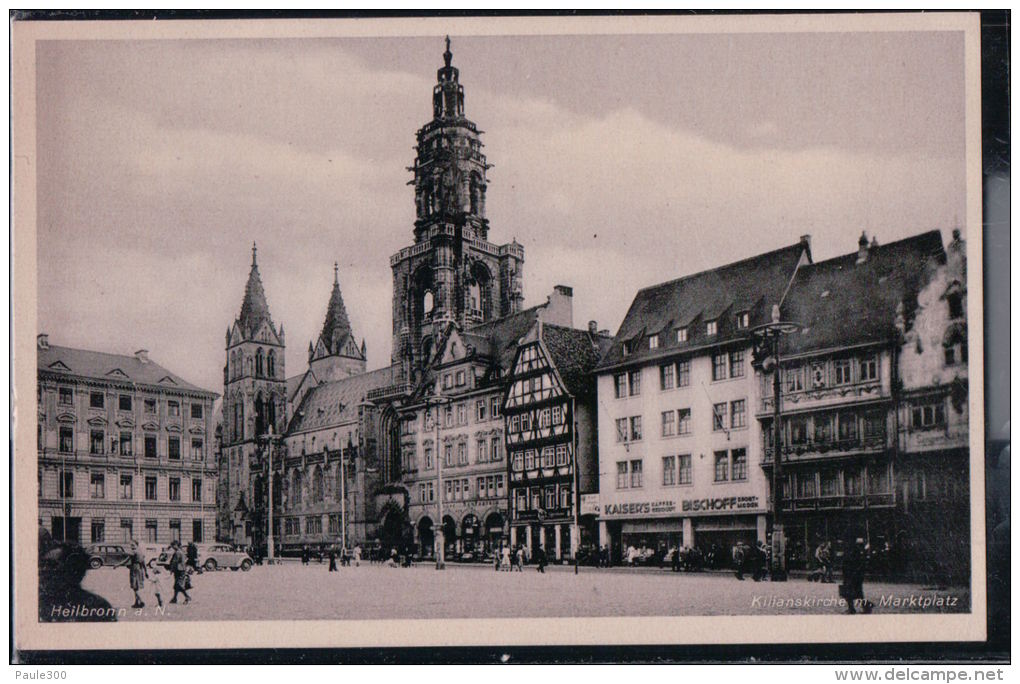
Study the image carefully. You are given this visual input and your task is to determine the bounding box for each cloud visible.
[35,37,966,397]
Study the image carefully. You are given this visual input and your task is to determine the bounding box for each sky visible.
[35,28,967,397]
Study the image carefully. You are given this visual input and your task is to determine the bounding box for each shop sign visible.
[580,494,600,516]
[681,496,759,512]
[603,500,677,517]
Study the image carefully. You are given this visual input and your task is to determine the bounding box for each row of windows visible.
[615,400,747,442]
[620,313,750,356]
[80,518,203,544]
[49,387,204,419]
[53,471,204,502]
[514,483,572,512]
[782,464,892,499]
[769,355,879,396]
[441,475,504,502]
[615,449,747,489]
[776,410,886,448]
[423,397,502,431]
[510,443,571,472]
[405,436,504,473]
[507,405,566,434]
[614,351,743,399]
[48,427,204,460]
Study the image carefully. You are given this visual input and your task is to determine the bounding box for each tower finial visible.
[333,261,339,284]
[444,35,452,67]
[251,241,258,266]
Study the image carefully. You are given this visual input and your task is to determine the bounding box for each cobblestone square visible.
[77,561,970,622]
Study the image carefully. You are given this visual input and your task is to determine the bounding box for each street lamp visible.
[426,392,450,570]
[257,426,282,564]
[751,304,799,582]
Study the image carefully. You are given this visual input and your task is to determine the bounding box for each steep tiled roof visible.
[466,305,544,374]
[598,241,808,369]
[287,365,397,434]
[780,231,945,355]
[541,324,612,401]
[38,344,216,396]
[285,373,306,403]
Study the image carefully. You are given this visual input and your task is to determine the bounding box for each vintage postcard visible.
[12,12,988,653]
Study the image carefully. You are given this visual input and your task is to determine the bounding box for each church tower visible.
[390,37,525,381]
[308,263,367,381]
[222,244,287,526]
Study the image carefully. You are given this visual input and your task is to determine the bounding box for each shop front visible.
[599,494,767,567]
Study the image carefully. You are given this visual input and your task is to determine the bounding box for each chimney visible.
[857,231,870,264]
[544,285,574,328]
[799,234,811,250]
[37,334,49,350]
[135,349,149,364]
[588,320,598,337]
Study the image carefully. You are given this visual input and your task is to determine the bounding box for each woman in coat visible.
[127,540,147,608]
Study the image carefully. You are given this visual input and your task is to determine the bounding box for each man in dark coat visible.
[535,545,547,573]
[841,537,869,614]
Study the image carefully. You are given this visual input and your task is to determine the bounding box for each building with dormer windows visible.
[37,334,218,546]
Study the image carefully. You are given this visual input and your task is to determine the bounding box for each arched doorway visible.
[442,515,457,558]
[380,508,405,553]
[418,517,434,558]
[484,512,505,553]
[461,514,480,554]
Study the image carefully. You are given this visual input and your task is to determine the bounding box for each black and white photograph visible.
[11,11,996,659]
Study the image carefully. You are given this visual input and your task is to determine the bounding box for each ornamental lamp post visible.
[751,304,799,582]
[427,392,450,570]
[257,426,281,564]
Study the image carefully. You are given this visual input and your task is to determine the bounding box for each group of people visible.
[493,544,549,573]
[326,545,363,571]
[126,539,192,608]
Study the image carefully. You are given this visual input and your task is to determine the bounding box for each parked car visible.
[85,543,131,569]
[139,543,165,569]
[200,543,253,571]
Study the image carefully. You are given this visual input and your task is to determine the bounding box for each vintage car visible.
[199,543,253,571]
[85,543,131,569]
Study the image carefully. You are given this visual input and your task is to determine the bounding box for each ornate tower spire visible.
[309,263,365,380]
[238,241,273,335]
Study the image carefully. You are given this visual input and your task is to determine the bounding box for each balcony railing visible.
[761,434,886,463]
[366,383,413,402]
[773,492,895,512]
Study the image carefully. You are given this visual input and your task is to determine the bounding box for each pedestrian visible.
[733,543,746,580]
[148,563,165,608]
[328,547,338,572]
[500,545,510,572]
[816,541,834,583]
[752,542,768,581]
[353,544,362,567]
[126,540,146,608]
[840,537,871,614]
[301,545,309,565]
[494,545,502,572]
[168,540,191,605]
[535,545,547,573]
[186,541,200,573]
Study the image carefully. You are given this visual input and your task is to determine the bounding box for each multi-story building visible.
[37,334,218,546]
[895,229,970,582]
[759,230,965,578]
[504,318,611,561]
[595,239,811,563]
[394,288,577,559]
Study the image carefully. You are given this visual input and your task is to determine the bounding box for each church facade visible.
[217,39,604,557]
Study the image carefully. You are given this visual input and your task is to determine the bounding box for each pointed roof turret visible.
[238,241,274,335]
[320,262,353,352]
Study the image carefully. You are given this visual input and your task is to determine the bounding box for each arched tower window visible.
[255,347,265,377]
[312,465,324,503]
[255,392,266,436]
[246,355,253,376]
[267,349,276,378]
[423,291,435,318]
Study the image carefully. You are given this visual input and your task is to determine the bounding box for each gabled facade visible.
[37,335,218,546]
[504,320,611,560]
[595,238,811,564]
